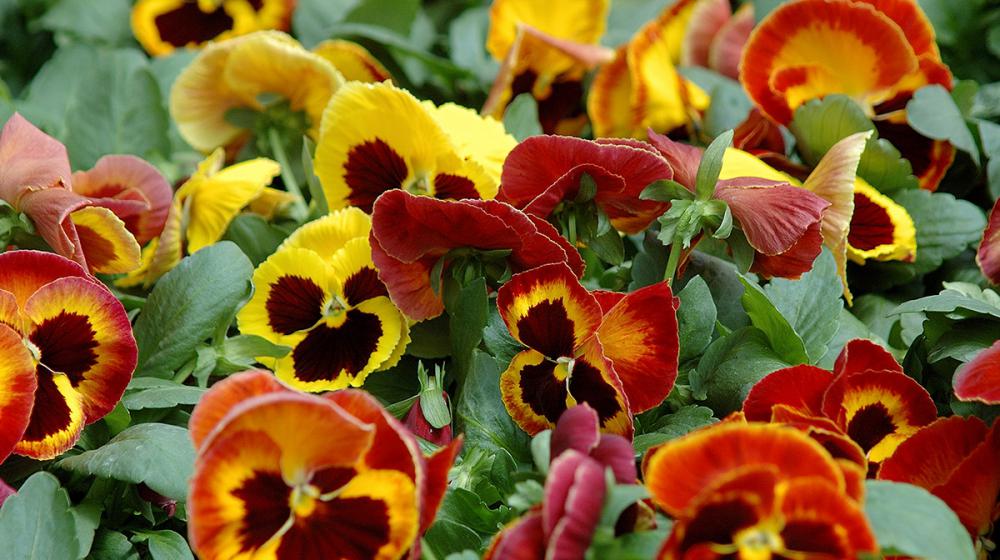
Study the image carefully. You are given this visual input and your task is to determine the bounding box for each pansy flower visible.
[312,39,392,83]
[878,415,1000,551]
[485,405,637,559]
[715,132,915,299]
[743,338,937,470]
[497,135,674,235]
[370,189,585,321]
[952,340,1000,405]
[187,370,461,559]
[0,114,143,274]
[170,31,343,153]
[132,0,295,56]
[71,155,173,245]
[739,0,955,190]
[118,149,281,288]
[649,131,871,287]
[484,0,614,134]
[0,251,137,461]
[588,0,710,139]
[237,209,409,392]
[643,422,878,559]
[497,262,679,437]
[314,81,515,212]
[680,0,754,80]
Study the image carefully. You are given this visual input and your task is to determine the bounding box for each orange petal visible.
[188,369,287,451]
[680,0,731,67]
[742,365,834,421]
[740,0,918,123]
[953,341,1000,404]
[0,250,88,308]
[833,338,904,377]
[778,477,878,554]
[878,415,988,490]
[0,113,71,203]
[0,323,37,463]
[69,206,143,274]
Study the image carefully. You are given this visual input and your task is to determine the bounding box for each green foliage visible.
[907,85,980,166]
[503,94,543,142]
[864,480,976,560]
[0,472,80,559]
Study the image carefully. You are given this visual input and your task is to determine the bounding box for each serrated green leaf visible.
[764,250,843,362]
[133,242,253,379]
[455,351,532,464]
[57,424,195,502]
[0,472,80,560]
[864,480,975,560]
[639,179,694,202]
[676,276,717,362]
[122,379,207,410]
[739,277,810,364]
[691,327,790,414]
[634,405,717,453]
[132,530,194,560]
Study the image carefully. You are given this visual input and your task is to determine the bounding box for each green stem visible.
[568,212,577,246]
[663,238,683,285]
[268,129,308,216]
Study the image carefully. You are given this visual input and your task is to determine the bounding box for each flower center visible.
[734,525,785,560]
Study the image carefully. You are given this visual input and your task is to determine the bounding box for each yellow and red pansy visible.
[71,155,173,245]
[369,190,585,321]
[484,0,613,134]
[314,81,513,212]
[878,415,1000,548]
[643,422,877,559]
[118,149,282,288]
[952,340,1000,405]
[131,0,295,56]
[496,135,673,234]
[0,251,137,461]
[237,211,409,392]
[587,0,710,139]
[188,370,461,559]
[170,31,343,153]
[312,39,392,84]
[846,180,917,264]
[0,114,143,275]
[496,262,678,436]
[743,338,937,469]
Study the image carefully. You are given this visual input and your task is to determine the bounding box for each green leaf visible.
[132,530,194,560]
[408,316,453,359]
[71,500,101,558]
[0,472,80,560]
[222,215,291,266]
[447,277,489,382]
[695,130,734,200]
[639,179,694,202]
[89,530,140,560]
[424,520,483,558]
[703,85,752,139]
[503,93,543,142]
[727,229,755,274]
[634,405,716,453]
[864,480,975,560]
[681,252,750,331]
[790,95,918,192]
[448,6,498,86]
[892,289,1000,320]
[482,307,522,366]
[293,0,416,47]
[15,43,99,137]
[133,242,253,379]
[217,334,290,372]
[588,227,625,265]
[897,190,986,272]
[64,48,170,169]
[455,351,532,464]
[753,0,787,22]
[676,276,717,363]
[764,250,843,362]
[122,378,207,410]
[57,423,195,502]
[598,484,649,527]
[907,85,980,166]
[738,277,810,364]
[691,327,790,414]
[39,0,133,47]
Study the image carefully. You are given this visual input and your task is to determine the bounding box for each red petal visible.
[72,155,172,244]
[878,415,988,490]
[680,0,732,67]
[931,419,1000,537]
[0,323,37,463]
[188,369,286,451]
[0,250,89,307]
[742,365,834,421]
[543,451,606,558]
[550,404,601,460]
[715,178,830,256]
[596,281,679,412]
[484,512,545,560]
[834,338,904,377]
[0,113,71,203]
[953,341,1000,404]
[977,199,1000,285]
[707,3,753,79]
[646,131,702,190]
[420,436,463,533]
[750,219,825,279]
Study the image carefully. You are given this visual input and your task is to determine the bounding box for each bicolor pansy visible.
[131,0,295,56]
[0,251,136,461]
[187,370,461,559]
[496,262,679,437]
[237,209,409,392]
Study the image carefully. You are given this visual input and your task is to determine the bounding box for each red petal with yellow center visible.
[742,365,834,421]
[778,477,878,555]
[853,0,939,58]
[71,154,173,244]
[497,263,603,358]
[0,113,70,203]
[834,338,904,377]
[484,512,545,560]
[559,339,631,440]
[953,341,1000,404]
[0,250,88,308]
[543,451,606,559]
[643,423,843,516]
[501,349,576,435]
[596,281,679,412]
[740,0,918,124]
[714,178,830,256]
[497,135,673,234]
[978,199,1000,284]
[198,392,375,481]
[370,190,583,321]
[188,369,287,451]
[821,370,937,463]
[0,323,36,462]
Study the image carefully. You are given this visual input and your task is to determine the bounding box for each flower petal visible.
[71,154,173,244]
[280,208,371,258]
[13,370,85,460]
[0,113,70,203]
[312,39,392,83]
[0,250,88,308]
[833,338,903,377]
[484,512,545,560]
[544,451,606,559]
[977,198,1000,284]
[643,422,843,516]
[596,281,679,412]
[501,349,574,435]
[742,365,834,422]
[846,180,917,263]
[930,419,1000,537]
[497,263,603,357]
[188,369,287,451]
[739,0,918,123]
[778,477,878,555]
[0,323,37,462]
[70,206,143,274]
[878,415,988,490]
[550,404,601,460]
[953,340,1000,404]
[706,2,754,80]
[715,178,830,256]
[680,0,732,68]
[420,437,464,533]
[429,103,518,187]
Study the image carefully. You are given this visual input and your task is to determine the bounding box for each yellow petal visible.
[312,39,392,83]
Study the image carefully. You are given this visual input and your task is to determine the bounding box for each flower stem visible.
[268,129,308,217]
[663,238,683,285]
